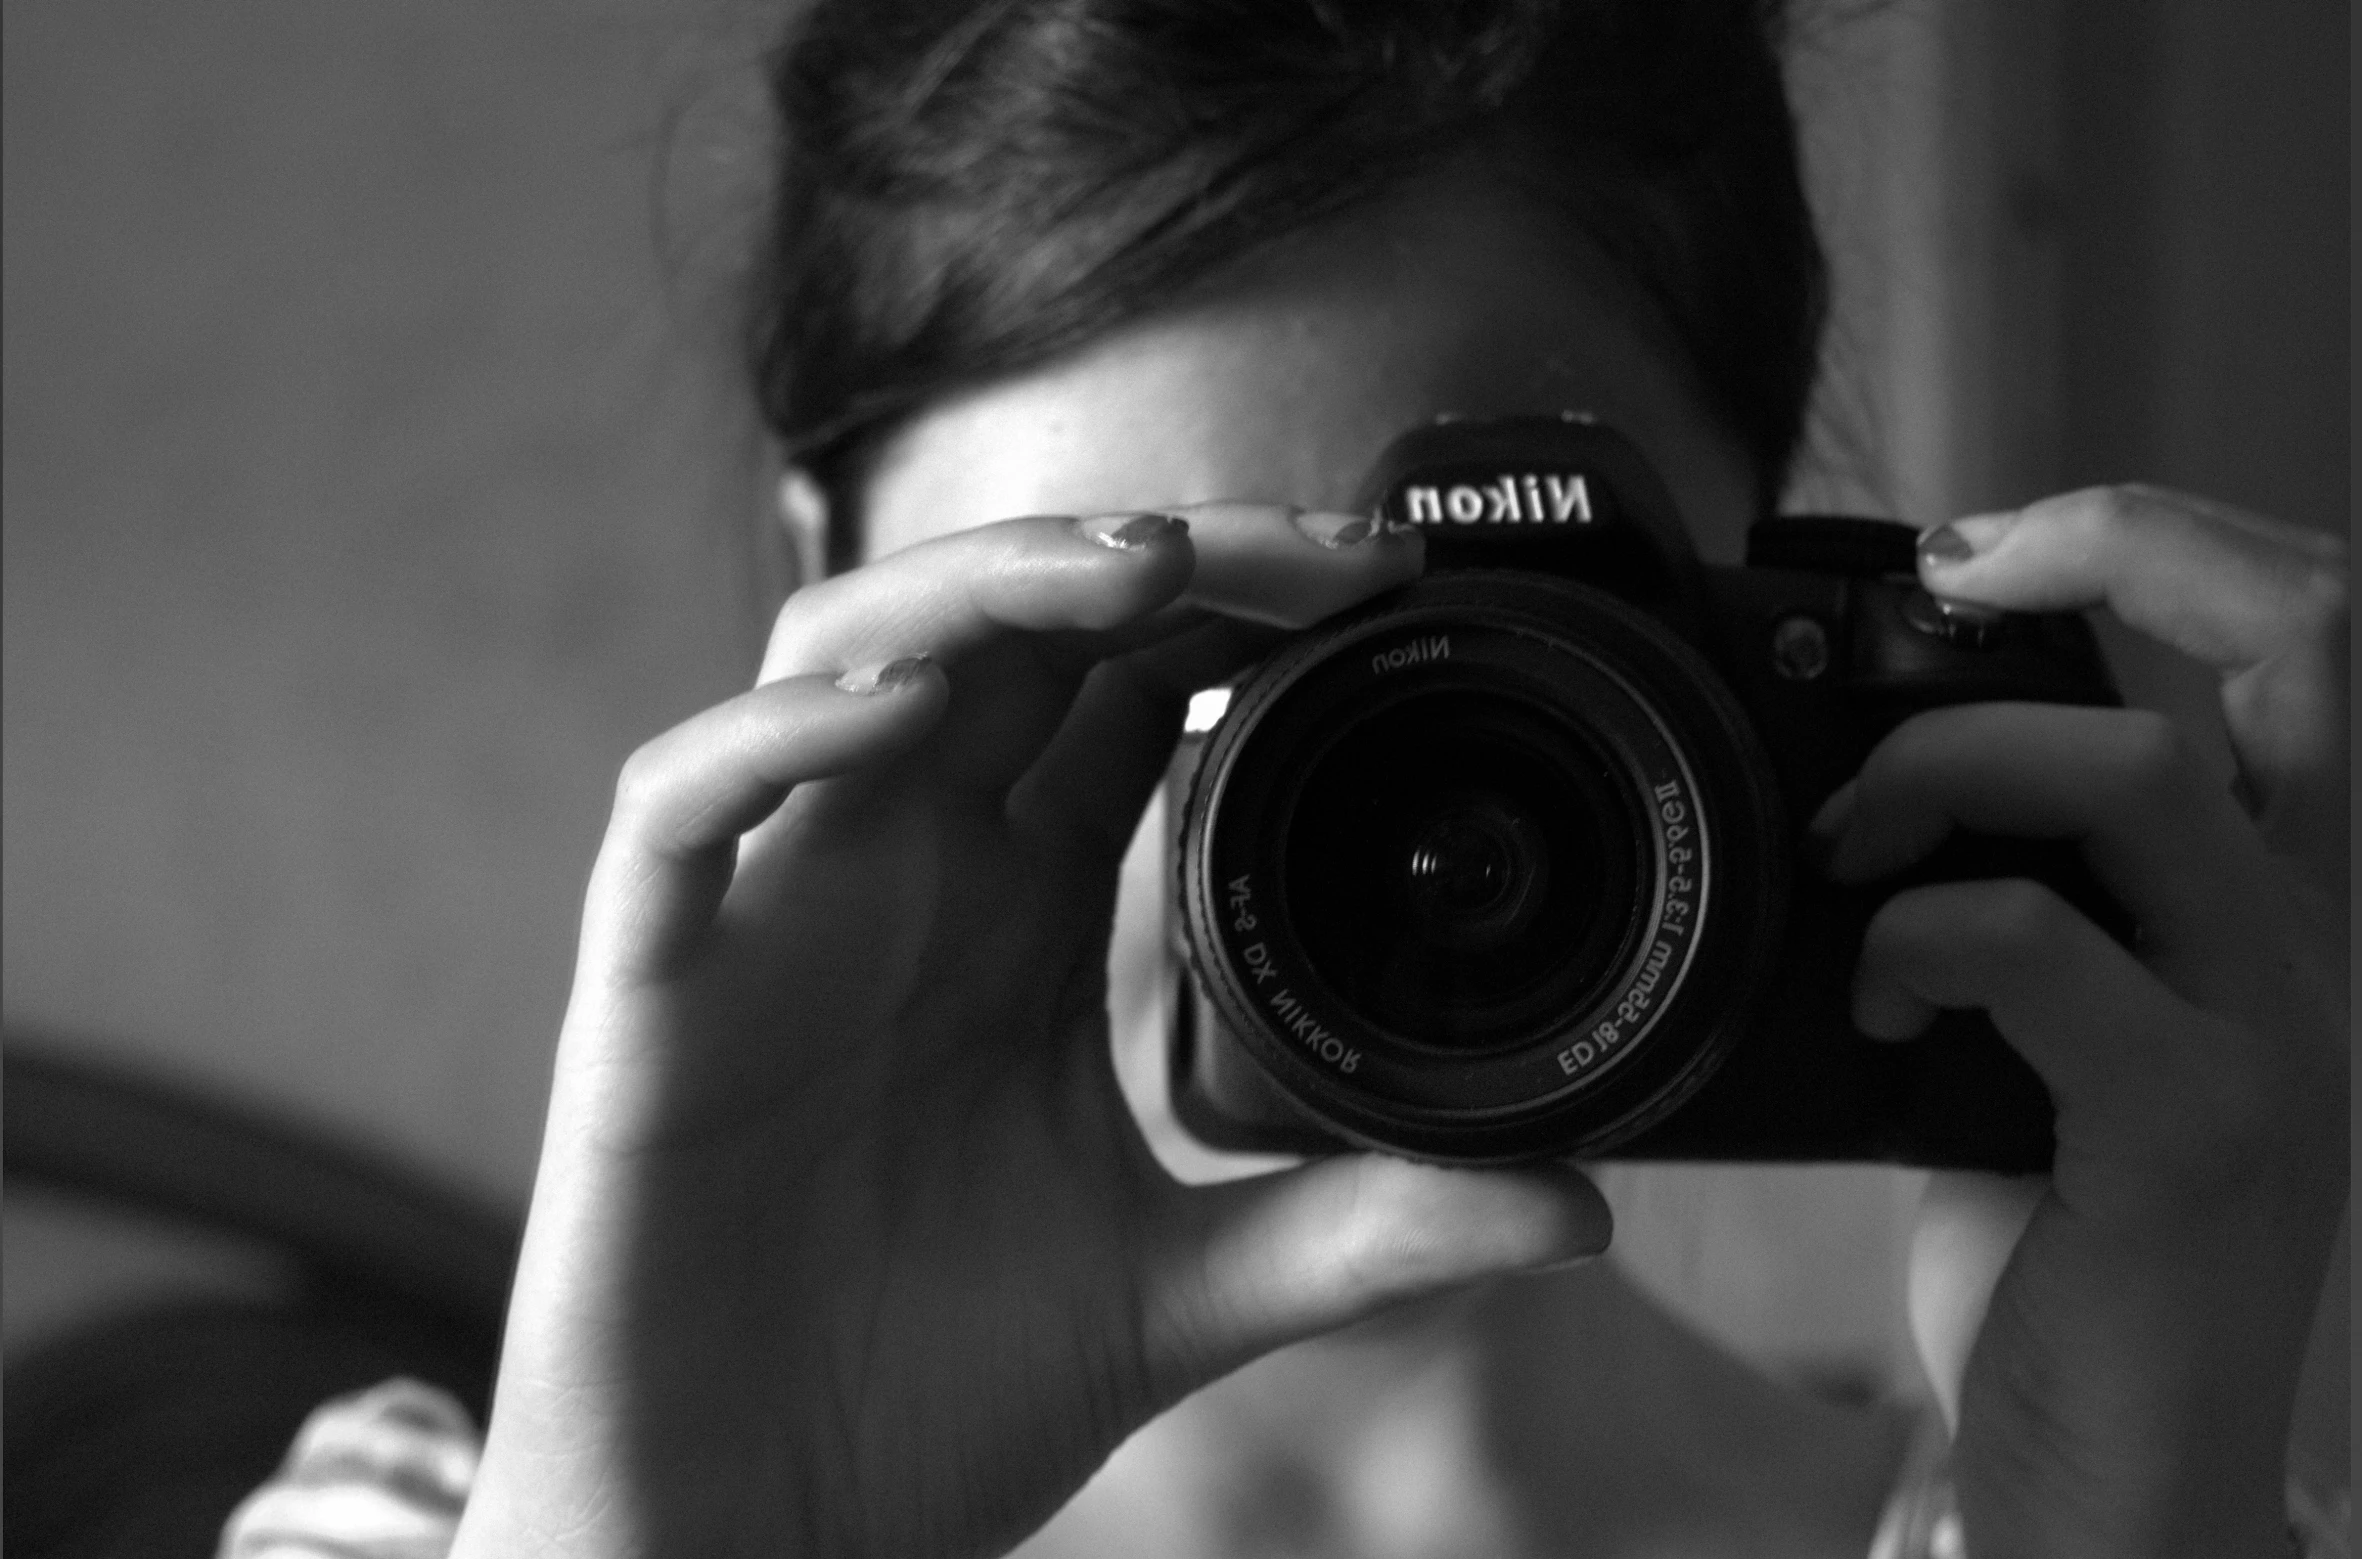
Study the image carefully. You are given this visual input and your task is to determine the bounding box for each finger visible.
[999,508,1419,858]
[1851,879,2184,1103]
[1142,1155,1610,1395]
[582,660,948,980]
[1917,485,2347,853]
[1174,502,1423,627]
[1865,876,2348,1234]
[1000,506,1415,820]
[759,502,1420,682]
[762,504,1417,810]
[1024,503,1423,655]
[1917,484,2345,671]
[1005,616,1283,864]
[1908,1170,2047,1431]
[1815,703,2278,965]
[759,510,1197,683]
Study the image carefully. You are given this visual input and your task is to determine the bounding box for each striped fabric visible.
[216,1379,474,1559]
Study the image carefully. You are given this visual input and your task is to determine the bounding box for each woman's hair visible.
[749,0,1825,570]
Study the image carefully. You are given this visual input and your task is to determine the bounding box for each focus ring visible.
[1178,572,1789,1163]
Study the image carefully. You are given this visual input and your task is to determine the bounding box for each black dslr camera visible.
[1167,415,2120,1172]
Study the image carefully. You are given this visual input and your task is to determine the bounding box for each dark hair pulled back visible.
[750,0,1825,569]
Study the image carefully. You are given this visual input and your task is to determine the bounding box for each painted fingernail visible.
[836,653,931,695]
[1291,510,1379,549]
[1078,512,1189,550]
[1917,523,1974,567]
[1919,514,2016,570]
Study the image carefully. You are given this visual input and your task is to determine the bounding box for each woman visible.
[227,2,2347,1555]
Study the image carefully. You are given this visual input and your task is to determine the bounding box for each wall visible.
[2055,0,2348,523]
[4,1,780,1220]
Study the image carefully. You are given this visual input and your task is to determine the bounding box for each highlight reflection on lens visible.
[1405,798,1547,945]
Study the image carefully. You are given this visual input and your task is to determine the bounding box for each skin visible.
[855,174,1757,568]
[452,167,2347,1557]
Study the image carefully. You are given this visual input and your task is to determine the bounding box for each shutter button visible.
[1901,589,2007,648]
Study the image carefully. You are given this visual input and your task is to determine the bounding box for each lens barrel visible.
[1178,572,1787,1162]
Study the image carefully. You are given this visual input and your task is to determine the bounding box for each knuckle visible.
[1863,706,1955,785]
[2044,483,2143,542]
[611,737,672,819]
[1966,878,2071,962]
[2107,707,2191,798]
[766,575,835,646]
[1858,703,2006,813]
[2090,482,2152,525]
[2291,558,2348,639]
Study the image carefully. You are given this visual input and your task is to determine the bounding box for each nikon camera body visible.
[1168,415,2121,1172]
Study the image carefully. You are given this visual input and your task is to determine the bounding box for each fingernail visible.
[1918,514,2014,570]
[1917,523,1974,567]
[1078,512,1189,550]
[1804,779,1858,875]
[1291,509,1381,549]
[836,653,930,695]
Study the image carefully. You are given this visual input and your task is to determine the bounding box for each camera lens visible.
[1177,572,1786,1161]
[1407,798,1537,938]
[1284,690,1643,1052]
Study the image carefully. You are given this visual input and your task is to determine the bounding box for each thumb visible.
[1907,1170,2046,1431]
[1145,1154,1611,1392]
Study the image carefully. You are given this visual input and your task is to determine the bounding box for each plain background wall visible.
[2,0,2347,1398]
[4,1,782,1210]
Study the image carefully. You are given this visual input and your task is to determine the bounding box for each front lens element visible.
[1283,690,1644,1053]
[1406,795,1540,938]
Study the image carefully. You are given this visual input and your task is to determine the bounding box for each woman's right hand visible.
[449,503,1611,1559]
[1820,485,2348,1556]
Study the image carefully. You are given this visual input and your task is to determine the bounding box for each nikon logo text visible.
[1403,473,1593,526]
[1372,634,1449,675]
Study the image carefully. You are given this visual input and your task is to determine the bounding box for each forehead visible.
[859,169,1755,564]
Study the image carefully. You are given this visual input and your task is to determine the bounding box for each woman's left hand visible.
[1813,485,2348,1557]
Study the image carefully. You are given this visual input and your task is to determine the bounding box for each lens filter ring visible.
[1178,572,1786,1162]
